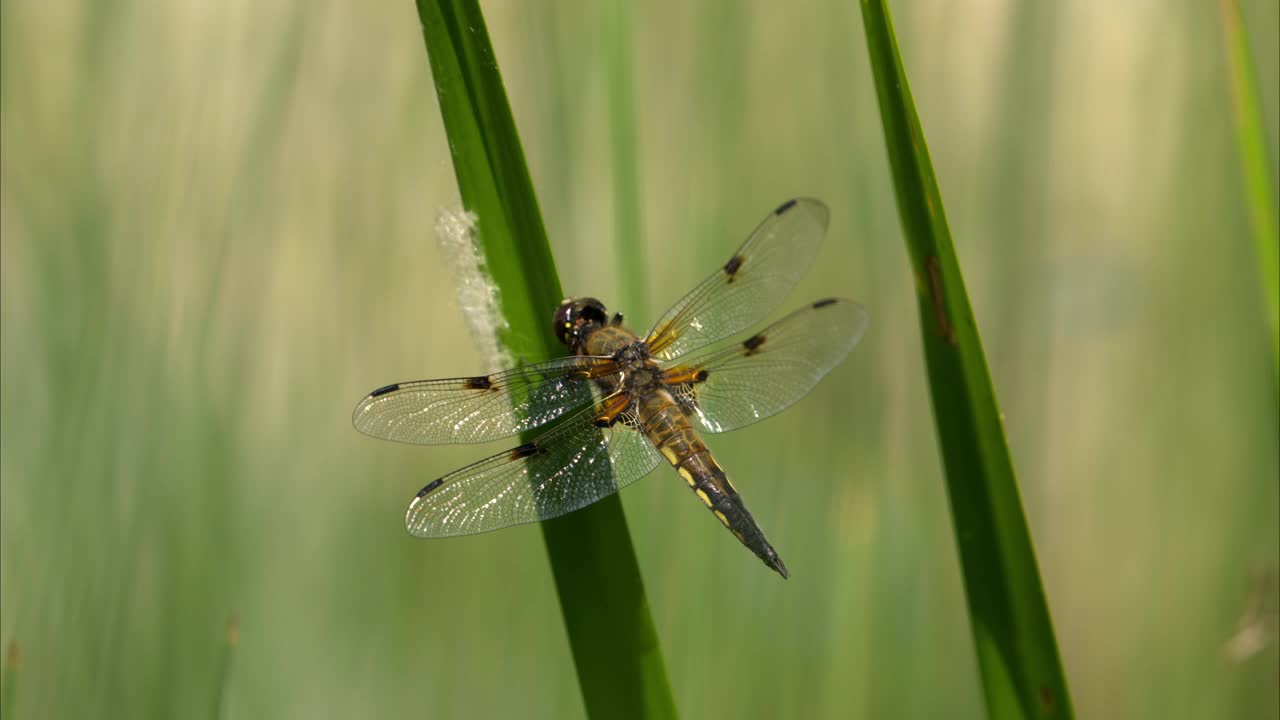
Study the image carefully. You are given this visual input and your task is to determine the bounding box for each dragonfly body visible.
[580,318,788,576]
[354,198,868,578]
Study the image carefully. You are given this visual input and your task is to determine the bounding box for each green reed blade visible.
[412,1,677,717]
[858,1,1074,717]
[1218,0,1280,389]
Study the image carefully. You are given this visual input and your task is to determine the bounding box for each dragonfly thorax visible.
[613,340,652,368]
[612,342,666,395]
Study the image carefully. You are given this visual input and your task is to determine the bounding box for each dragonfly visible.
[353,198,868,578]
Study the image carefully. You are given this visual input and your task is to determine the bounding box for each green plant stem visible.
[1218,0,1280,388]
[412,2,677,717]
[858,1,1074,717]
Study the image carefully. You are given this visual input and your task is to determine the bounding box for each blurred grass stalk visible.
[1218,0,1280,388]
[604,0,648,315]
[2,642,17,718]
[211,615,238,720]
[858,1,1074,718]
[412,1,677,717]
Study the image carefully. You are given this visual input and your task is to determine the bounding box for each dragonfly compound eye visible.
[553,298,609,346]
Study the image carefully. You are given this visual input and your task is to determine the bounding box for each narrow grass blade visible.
[858,1,1074,717]
[1218,0,1280,388]
[412,2,677,717]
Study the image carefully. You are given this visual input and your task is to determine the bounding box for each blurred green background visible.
[2,1,1277,718]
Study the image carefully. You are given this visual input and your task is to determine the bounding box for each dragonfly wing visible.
[645,198,829,362]
[665,298,868,434]
[405,395,662,537]
[352,356,616,445]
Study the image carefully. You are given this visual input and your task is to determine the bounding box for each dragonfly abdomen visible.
[677,450,789,579]
[640,393,789,578]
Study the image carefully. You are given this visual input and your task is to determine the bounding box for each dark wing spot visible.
[812,298,838,309]
[418,478,444,496]
[694,368,710,382]
[509,442,540,461]
[742,334,766,354]
[774,198,798,215]
[463,375,493,390]
[723,254,744,279]
[369,383,400,398]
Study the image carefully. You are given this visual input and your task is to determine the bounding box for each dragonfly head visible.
[554,297,609,351]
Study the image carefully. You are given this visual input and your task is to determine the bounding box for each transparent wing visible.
[405,396,662,537]
[645,198,830,362]
[352,356,616,445]
[666,298,868,434]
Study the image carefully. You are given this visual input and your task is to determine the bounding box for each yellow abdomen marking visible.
[659,444,681,465]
